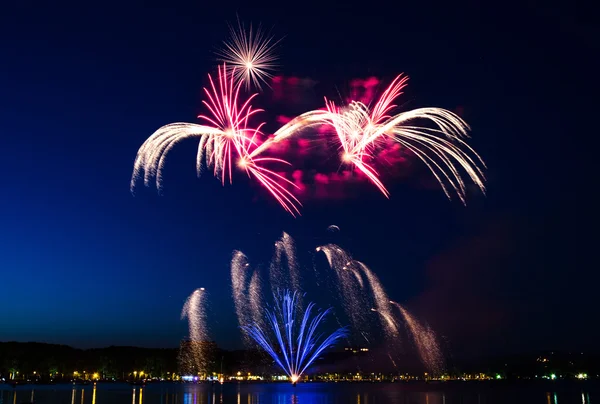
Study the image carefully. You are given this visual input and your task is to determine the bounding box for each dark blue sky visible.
[0,1,594,358]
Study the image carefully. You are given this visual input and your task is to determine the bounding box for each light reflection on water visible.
[0,383,597,404]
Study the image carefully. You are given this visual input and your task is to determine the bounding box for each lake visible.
[0,381,597,404]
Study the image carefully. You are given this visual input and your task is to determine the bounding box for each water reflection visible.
[0,383,597,404]
[131,387,144,404]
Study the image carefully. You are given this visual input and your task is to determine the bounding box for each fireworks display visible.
[131,20,486,216]
[229,232,445,375]
[241,290,347,384]
[315,241,445,373]
[133,19,475,375]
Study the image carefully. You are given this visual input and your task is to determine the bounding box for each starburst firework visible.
[216,20,280,90]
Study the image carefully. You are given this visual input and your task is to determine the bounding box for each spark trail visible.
[316,245,370,341]
[270,232,301,298]
[317,244,399,340]
[241,290,347,384]
[180,288,209,373]
[391,301,444,374]
[231,251,252,330]
[232,233,303,334]
[249,270,264,327]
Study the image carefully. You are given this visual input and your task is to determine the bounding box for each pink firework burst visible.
[131,64,300,215]
[261,74,485,203]
[197,63,263,185]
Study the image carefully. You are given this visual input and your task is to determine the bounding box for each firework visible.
[357,261,399,336]
[216,19,280,90]
[130,64,301,215]
[231,251,252,330]
[249,270,264,327]
[270,232,301,296]
[180,288,209,373]
[391,301,444,374]
[254,74,486,203]
[317,244,399,342]
[316,244,370,342]
[241,290,346,384]
[233,233,444,372]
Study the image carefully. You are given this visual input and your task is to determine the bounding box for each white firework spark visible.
[216,19,281,90]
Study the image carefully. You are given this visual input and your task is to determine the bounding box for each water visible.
[0,382,597,404]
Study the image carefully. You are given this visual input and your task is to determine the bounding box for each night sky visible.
[1,1,594,360]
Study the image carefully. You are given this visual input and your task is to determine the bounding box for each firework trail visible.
[357,261,399,337]
[249,270,264,327]
[233,233,303,334]
[253,74,485,203]
[316,244,370,341]
[231,251,252,330]
[391,301,444,374]
[317,244,400,339]
[180,288,208,372]
[241,290,347,384]
[131,64,301,216]
[216,19,281,91]
[270,232,301,297]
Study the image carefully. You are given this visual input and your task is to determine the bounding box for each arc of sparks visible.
[253,74,486,203]
[130,64,301,216]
